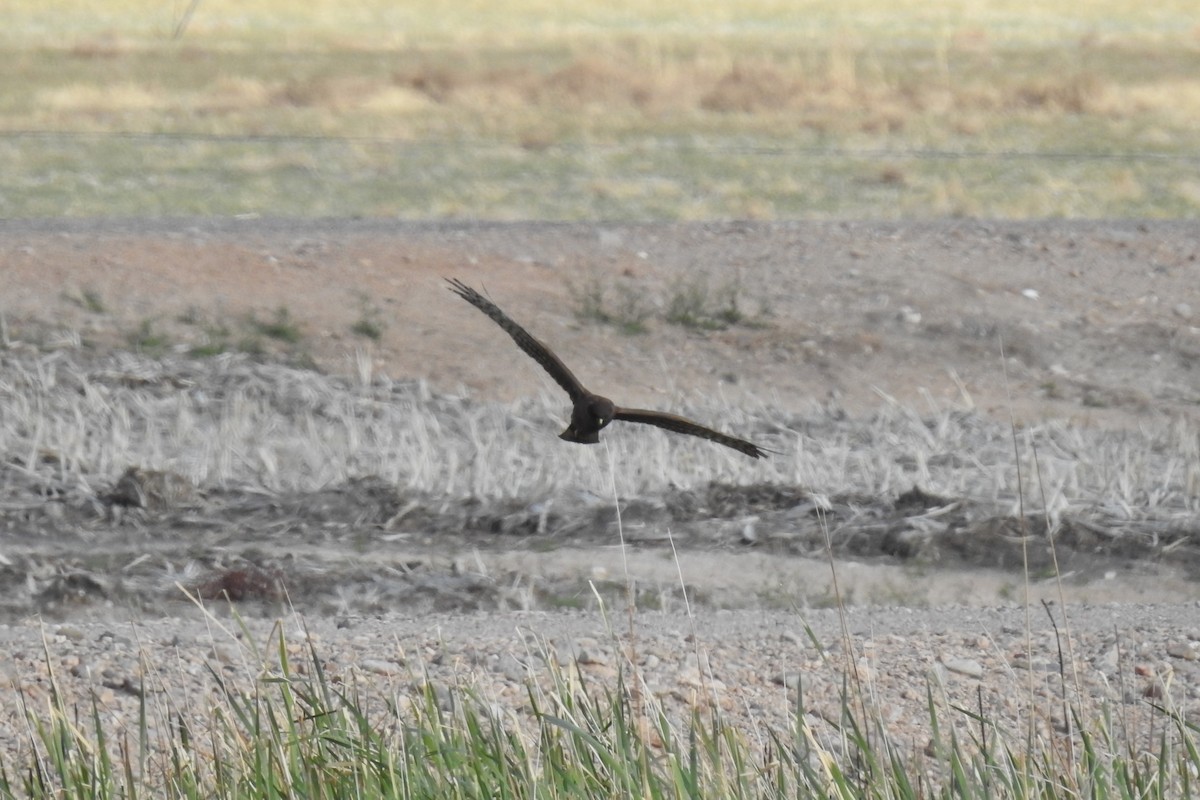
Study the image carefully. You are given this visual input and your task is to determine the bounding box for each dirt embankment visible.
[1,219,1198,623]
[1,218,1198,767]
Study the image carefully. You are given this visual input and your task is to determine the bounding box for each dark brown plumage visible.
[447,278,767,459]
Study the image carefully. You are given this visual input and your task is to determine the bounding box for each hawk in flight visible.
[448,278,767,459]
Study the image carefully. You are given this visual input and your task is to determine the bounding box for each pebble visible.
[56,625,85,642]
[1167,641,1199,661]
[563,638,610,665]
[1096,644,1120,670]
[360,659,403,676]
[493,654,528,681]
[209,644,241,665]
[942,657,984,678]
[774,672,802,691]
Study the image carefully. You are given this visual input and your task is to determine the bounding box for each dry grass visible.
[13,41,1200,139]
[1,346,1197,528]
[1,1,1199,217]
[7,0,1195,43]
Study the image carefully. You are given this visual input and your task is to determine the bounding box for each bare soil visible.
[3,218,1198,425]
[2,218,1199,621]
[2,218,1199,767]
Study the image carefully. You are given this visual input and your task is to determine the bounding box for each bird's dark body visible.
[560,394,616,445]
[447,278,767,459]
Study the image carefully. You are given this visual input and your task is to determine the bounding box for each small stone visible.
[943,657,984,679]
[209,645,240,665]
[569,639,609,666]
[56,625,85,642]
[1167,641,1199,661]
[493,654,527,681]
[774,672,802,691]
[361,659,402,676]
[1174,302,1193,320]
[1097,644,1120,671]
[683,652,711,673]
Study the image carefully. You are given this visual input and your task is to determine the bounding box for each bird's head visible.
[588,397,615,429]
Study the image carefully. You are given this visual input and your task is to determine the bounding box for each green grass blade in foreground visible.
[4,621,1200,798]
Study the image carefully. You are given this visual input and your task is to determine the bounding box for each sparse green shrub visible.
[568,274,652,334]
[127,319,169,353]
[665,275,747,330]
[250,307,303,343]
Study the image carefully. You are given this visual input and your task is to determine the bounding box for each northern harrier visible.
[447,278,767,459]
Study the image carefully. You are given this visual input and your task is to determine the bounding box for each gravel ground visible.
[3,602,1199,767]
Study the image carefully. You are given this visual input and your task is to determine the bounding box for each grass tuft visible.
[63,287,107,314]
[5,617,1198,798]
[665,274,754,331]
[350,298,386,341]
[567,273,652,335]
[127,318,170,353]
[249,306,303,344]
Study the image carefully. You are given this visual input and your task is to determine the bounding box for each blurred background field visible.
[3,0,1198,218]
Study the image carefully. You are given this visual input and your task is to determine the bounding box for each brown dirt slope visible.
[2,218,1198,426]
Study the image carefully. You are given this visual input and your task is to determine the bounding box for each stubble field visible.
[2,218,1200,795]
[1,217,1198,621]
[2,3,1200,792]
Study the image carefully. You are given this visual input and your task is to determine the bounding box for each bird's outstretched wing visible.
[447,278,588,402]
[613,407,767,459]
